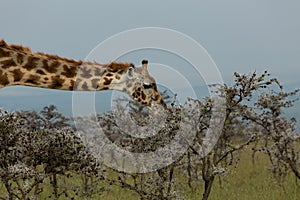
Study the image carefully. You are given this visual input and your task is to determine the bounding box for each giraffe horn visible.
[141,59,148,71]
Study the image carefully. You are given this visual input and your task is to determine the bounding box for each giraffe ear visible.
[127,66,135,79]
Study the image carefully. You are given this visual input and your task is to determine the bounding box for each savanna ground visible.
[0,148,298,200]
[181,148,299,200]
[85,149,300,200]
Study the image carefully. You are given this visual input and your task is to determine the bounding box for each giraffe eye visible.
[143,83,153,89]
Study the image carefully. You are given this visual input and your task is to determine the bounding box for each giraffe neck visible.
[0,40,131,91]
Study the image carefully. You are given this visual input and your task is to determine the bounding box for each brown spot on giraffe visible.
[16,54,24,64]
[36,69,46,75]
[69,80,75,90]
[94,68,104,76]
[11,68,24,82]
[0,70,9,85]
[72,78,82,90]
[103,77,112,85]
[23,56,39,70]
[132,92,137,98]
[0,59,16,69]
[62,64,77,78]
[80,67,92,79]
[152,94,160,101]
[91,78,100,89]
[43,59,60,73]
[115,74,120,80]
[25,74,41,85]
[141,91,146,100]
[50,76,65,89]
[82,82,88,90]
[0,48,10,57]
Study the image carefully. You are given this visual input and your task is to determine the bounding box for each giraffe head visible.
[112,60,167,109]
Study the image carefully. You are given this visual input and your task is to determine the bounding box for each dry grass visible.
[0,148,299,199]
[179,147,299,200]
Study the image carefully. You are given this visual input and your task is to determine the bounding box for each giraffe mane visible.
[0,39,82,65]
[0,39,132,70]
[107,62,134,70]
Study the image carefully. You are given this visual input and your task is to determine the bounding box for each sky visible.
[0,0,299,122]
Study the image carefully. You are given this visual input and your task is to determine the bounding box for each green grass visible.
[0,148,299,199]
[178,148,299,200]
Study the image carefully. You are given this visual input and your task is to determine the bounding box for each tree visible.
[0,106,101,199]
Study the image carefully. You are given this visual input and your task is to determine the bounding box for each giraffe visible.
[0,40,167,108]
